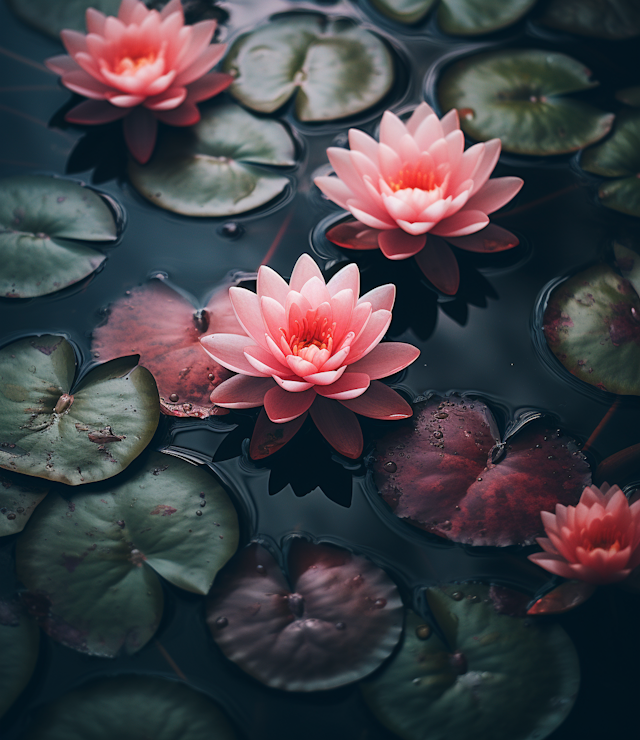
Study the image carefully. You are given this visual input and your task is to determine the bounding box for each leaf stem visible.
[582,398,620,454]
[155,639,188,681]
[260,208,294,267]
[494,184,580,219]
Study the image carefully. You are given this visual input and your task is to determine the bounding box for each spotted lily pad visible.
[23,675,238,740]
[0,176,117,299]
[0,335,159,486]
[438,49,614,155]
[206,539,403,691]
[129,102,294,216]
[543,264,640,395]
[92,278,243,418]
[0,598,40,719]
[0,470,48,536]
[581,111,640,217]
[362,586,580,740]
[7,0,120,38]
[373,396,591,546]
[542,0,640,39]
[16,451,239,657]
[223,13,394,121]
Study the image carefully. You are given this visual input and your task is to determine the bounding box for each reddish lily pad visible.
[0,598,40,719]
[206,539,403,691]
[0,470,48,537]
[527,581,596,615]
[542,264,640,396]
[92,279,243,419]
[16,451,239,657]
[373,396,591,546]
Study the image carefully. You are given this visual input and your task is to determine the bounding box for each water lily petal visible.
[264,387,315,423]
[250,409,308,460]
[273,376,314,392]
[153,101,200,126]
[123,107,158,164]
[414,236,460,295]
[65,100,129,124]
[211,375,275,408]
[358,284,395,312]
[348,309,392,364]
[465,177,523,215]
[244,346,290,377]
[200,334,263,376]
[327,263,359,300]
[309,396,363,458]
[429,209,489,237]
[258,265,290,306]
[348,343,420,379]
[315,372,370,400]
[340,382,412,419]
[290,253,324,292]
[378,229,427,260]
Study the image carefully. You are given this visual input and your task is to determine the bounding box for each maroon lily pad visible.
[206,539,404,691]
[527,581,596,615]
[92,278,243,418]
[372,395,591,546]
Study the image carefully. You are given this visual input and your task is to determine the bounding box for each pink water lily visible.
[529,483,640,585]
[200,254,419,459]
[314,103,523,295]
[46,0,233,163]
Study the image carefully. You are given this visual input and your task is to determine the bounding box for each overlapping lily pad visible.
[0,598,40,719]
[0,176,117,299]
[543,263,640,395]
[223,13,394,121]
[581,111,640,217]
[0,335,159,486]
[372,395,590,546]
[542,0,640,39]
[92,279,243,418]
[0,470,48,536]
[362,586,580,740]
[527,581,595,615]
[7,0,119,38]
[129,102,295,216]
[206,539,403,691]
[16,451,239,657]
[438,49,614,155]
[23,675,238,740]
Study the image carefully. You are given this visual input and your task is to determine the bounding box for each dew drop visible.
[196,510,203,516]
[256,564,266,575]
[6,513,16,520]
[200,501,206,507]
[169,393,179,402]
[435,412,448,419]
[374,598,387,609]
[218,222,243,239]
[335,622,346,630]
[215,617,228,629]
[433,431,443,439]
[415,624,431,640]
[451,591,464,601]
[383,461,397,473]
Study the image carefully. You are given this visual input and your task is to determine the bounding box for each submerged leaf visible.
[0,470,48,536]
[16,451,239,656]
[438,49,614,155]
[0,335,159,485]
[542,0,640,39]
[0,598,40,719]
[527,581,596,615]
[373,396,590,546]
[362,586,580,740]
[223,13,394,121]
[206,539,403,691]
[0,176,117,299]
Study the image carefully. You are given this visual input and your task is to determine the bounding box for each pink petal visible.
[118,0,142,24]
[379,110,408,154]
[413,113,444,153]
[348,128,380,168]
[60,29,88,57]
[325,221,382,251]
[405,102,436,135]
[106,93,146,107]
[289,254,324,292]
[348,342,420,379]
[395,219,436,237]
[65,100,129,124]
[303,367,347,385]
[46,55,81,76]
[414,236,460,295]
[144,86,187,111]
[358,284,395,312]
[315,175,354,209]
[261,296,286,344]
[287,355,319,377]
[61,70,112,99]
[470,138,501,196]
[528,553,582,580]
[229,287,267,347]
[258,265,290,306]
[249,409,307,460]
[445,224,519,253]
[123,107,157,164]
[211,375,275,408]
[340,381,412,419]
[175,20,216,71]
[440,108,460,137]
[378,143,403,185]
[330,289,356,335]
[465,177,523,215]
[348,203,397,231]
[347,309,392,364]
[327,263,360,300]
[264,387,315,423]
[378,229,427,260]
[315,372,370,400]
[185,72,233,103]
[160,0,183,18]
[153,102,200,126]
[274,376,313,392]
[85,7,107,34]
[200,334,263,376]
[430,209,489,237]
[309,396,363,459]
[317,347,350,373]
[244,345,289,377]
[174,42,227,87]
[300,276,331,307]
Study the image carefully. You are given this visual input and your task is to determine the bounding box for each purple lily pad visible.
[206,539,403,691]
[373,395,591,546]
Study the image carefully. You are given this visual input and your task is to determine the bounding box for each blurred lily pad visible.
[0,335,159,486]
[223,13,394,121]
[0,470,48,537]
[7,0,119,38]
[206,539,403,691]
[616,86,640,107]
[437,0,536,35]
[0,176,117,299]
[16,451,239,657]
[362,586,580,740]
[542,0,640,39]
[438,49,614,155]
[543,263,640,395]
[581,111,640,217]
[92,278,243,418]
[0,598,40,719]
[373,395,590,546]
[23,675,238,740]
[369,0,436,23]
[129,102,294,216]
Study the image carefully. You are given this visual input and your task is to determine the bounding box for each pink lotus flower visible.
[528,483,640,585]
[314,103,524,295]
[46,0,233,163]
[200,254,419,459]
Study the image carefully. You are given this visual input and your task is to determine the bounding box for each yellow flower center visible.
[114,51,157,75]
[388,166,437,193]
[286,317,335,356]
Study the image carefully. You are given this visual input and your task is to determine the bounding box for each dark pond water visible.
[1,0,640,737]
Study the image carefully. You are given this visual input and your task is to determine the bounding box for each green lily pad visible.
[614,241,640,295]
[369,0,436,24]
[0,335,159,486]
[0,176,117,299]
[0,598,40,719]
[542,0,640,39]
[581,111,640,217]
[437,0,536,35]
[129,102,295,217]
[223,13,394,121]
[0,470,49,537]
[23,675,238,740]
[543,264,640,395]
[16,451,239,657]
[7,0,120,39]
[362,585,580,740]
[438,49,614,155]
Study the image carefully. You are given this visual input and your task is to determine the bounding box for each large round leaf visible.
[92,279,243,418]
[581,111,640,217]
[542,0,640,39]
[543,264,640,395]
[0,335,159,486]
[23,675,238,740]
[7,0,120,38]
[369,0,436,24]
[362,586,580,740]
[437,0,536,35]
[0,470,48,537]
[129,102,295,217]
[206,539,403,691]
[0,598,40,719]
[373,396,591,546]
[16,451,239,657]
[0,176,117,299]
[438,49,614,155]
[223,13,394,121]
